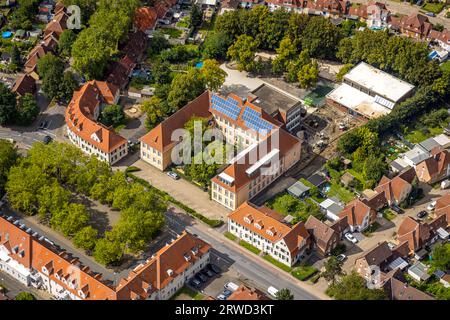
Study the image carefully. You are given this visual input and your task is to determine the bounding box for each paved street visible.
[352,0,450,29]
[0,270,52,300]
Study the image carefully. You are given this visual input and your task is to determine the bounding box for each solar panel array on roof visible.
[211,94,241,120]
[242,107,273,133]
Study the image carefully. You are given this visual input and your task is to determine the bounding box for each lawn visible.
[327,181,355,203]
[239,240,261,255]
[176,16,190,28]
[159,27,183,38]
[263,255,292,272]
[171,286,204,300]
[382,209,396,221]
[291,266,319,281]
[440,61,450,73]
[266,192,325,222]
[224,231,237,241]
[422,2,445,14]
[404,126,443,144]
[362,222,381,237]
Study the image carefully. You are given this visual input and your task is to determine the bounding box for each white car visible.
[336,254,347,262]
[345,233,358,244]
[427,201,437,211]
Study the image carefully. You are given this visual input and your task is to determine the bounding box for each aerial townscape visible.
[0,0,449,305]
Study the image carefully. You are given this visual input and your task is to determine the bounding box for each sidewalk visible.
[130,159,230,221]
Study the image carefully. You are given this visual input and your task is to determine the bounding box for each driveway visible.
[220,63,264,97]
[128,159,230,221]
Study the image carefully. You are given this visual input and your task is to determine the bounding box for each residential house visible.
[134,7,158,34]
[351,2,390,30]
[338,198,377,232]
[383,276,434,300]
[11,73,36,97]
[429,28,450,52]
[415,149,450,184]
[314,0,349,18]
[305,215,339,256]
[65,80,128,164]
[397,217,430,254]
[219,0,240,14]
[374,168,416,206]
[435,192,450,226]
[44,8,68,38]
[391,13,433,40]
[228,202,311,267]
[115,231,210,300]
[227,285,270,300]
[440,274,450,288]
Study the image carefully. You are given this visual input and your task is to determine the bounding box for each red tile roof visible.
[228,285,270,300]
[339,198,376,227]
[65,81,127,154]
[134,7,157,32]
[11,74,36,97]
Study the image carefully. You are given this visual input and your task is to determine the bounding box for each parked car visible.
[43,135,53,144]
[224,281,239,292]
[345,232,358,244]
[38,120,48,130]
[336,254,347,262]
[197,273,208,282]
[417,210,428,219]
[425,12,435,17]
[194,275,204,283]
[189,278,201,288]
[167,171,180,180]
[427,201,437,211]
[391,204,404,214]
[208,263,221,274]
[216,294,227,300]
[200,269,212,278]
[223,289,232,297]
[204,269,214,277]
[267,286,279,298]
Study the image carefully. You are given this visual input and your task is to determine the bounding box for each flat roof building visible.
[326,62,415,120]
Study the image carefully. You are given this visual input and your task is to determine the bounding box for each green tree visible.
[0,83,17,125]
[285,49,311,83]
[0,140,18,193]
[60,71,78,101]
[201,31,232,60]
[167,68,206,111]
[215,10,242,40]
[272,37,298,75]
[326,271,387,300]
[301,16,342,59]
[14,292,36,300]
[286,13,310,50]
[9,45,21,70]
[362,155,388,188]
[50,203,90,236]
[100,104,125,127]
[189,4,203,28]
[257,7,290,50]
[322,256,345,284]
[431,243,450,271]
[227,35,258,72]
[336,64,354,82]
[36,181,71,221]
[58,29,77,57]
[276,288,294,300]
[147,32,170,56]
[93,236,124,265]
[16,94,39,125]
[152,61,172,85]
[73,226,98,251]
[142,96,169,130]
[37,53,64,78]
[297,61,319,89]
[200,59,227,92]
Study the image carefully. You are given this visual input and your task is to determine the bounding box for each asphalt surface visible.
[0,270,51,300]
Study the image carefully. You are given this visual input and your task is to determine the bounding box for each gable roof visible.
[384,277,434,300]
[416,150,450,181]
[305,215,338,250]
[11,74,36,97]
[134,7,157,32]
[358,241,392,267]
[339,198,375,226]
[228,202,310,254]
[228,285,270,300]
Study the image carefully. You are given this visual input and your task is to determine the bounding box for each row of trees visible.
[0,83,40,126]
[71,0,140,79]
[5,142,166,265]
[7,0,40,30]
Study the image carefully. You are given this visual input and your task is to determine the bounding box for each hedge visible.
[127,173,223,228]
[291,266,319,281]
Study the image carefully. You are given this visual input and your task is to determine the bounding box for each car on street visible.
[425,12,435,17]
[208,263,221,274]
[267,286,279,298]
[224,282,239,292]
[43,135,53,144]
[417,210,428,219]
[336,254,346,262]
[345,232,358,244]
[196,273,207,282]
[223,289,232,297]
[204,269,214,277]
[167,171,180,180]
[427,201,437,211]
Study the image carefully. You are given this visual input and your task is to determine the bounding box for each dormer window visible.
[244,215,253,224]
[167,269,174,276]
[184,253,191,261]
[42,266,48,275]
[19,250,25,258]
[78,290,86,299]
[191,246,198,256]
[12,245,19,254]
[254,220,263,230]
[266,228,275,237]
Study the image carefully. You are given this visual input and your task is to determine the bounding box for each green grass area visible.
[304,84,335,106]
[239,240,261,255]
[224,231,237,241]
[171,286,204,300]
[404,126,443,143]
[265,192,325,223]
[441,61,450,73]
[159,27,183,38]
[263,255,292,272]
[422,2,445,14]
[176,16,190,28]
[309,273,321,284]
[291,266,319,281]
[127,173,223,228]
[382,209,396,221]
[362,222,381,237]
[325,168,356,203]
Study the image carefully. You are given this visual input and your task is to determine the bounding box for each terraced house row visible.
[139,90,303,210]
[0,214,210,300]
